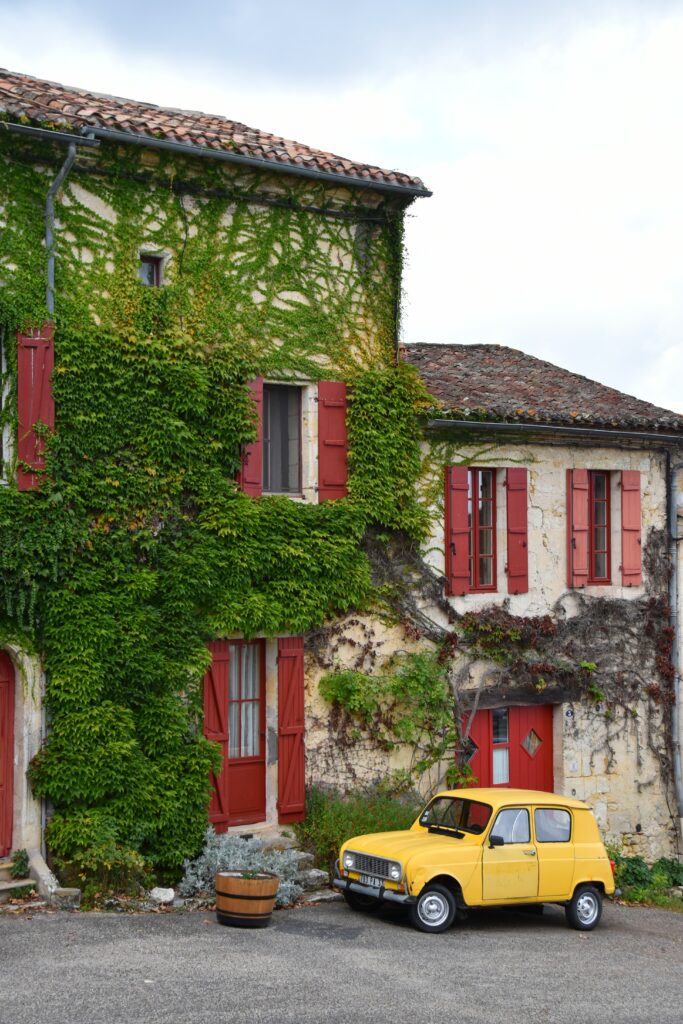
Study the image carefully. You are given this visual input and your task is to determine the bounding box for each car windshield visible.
[419,796,492,834]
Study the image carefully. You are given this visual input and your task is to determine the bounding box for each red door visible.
[0,653,15,858]
[204,640,266,829]
[464,705,553,792]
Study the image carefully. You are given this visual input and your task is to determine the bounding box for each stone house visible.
[0,68,430,886]
[307,342,683,860]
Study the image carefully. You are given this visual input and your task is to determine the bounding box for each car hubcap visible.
[418,892,449,927]
[576,892,598,925]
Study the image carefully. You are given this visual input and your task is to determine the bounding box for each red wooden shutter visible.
[506,468,529,594]
[318,381,348,501]
[17,323,55,491]
[567,469,589,588]
[203,641,230,831]
[238,378,263,497]
[621,470,642,586]
[0,652,15,858]
[445,466,470,595]
[277,636,306,823]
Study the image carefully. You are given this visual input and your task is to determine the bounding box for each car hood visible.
[343,829,481,864]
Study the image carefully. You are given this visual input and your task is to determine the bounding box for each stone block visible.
[53,887,81,910]
[149,887,175,905]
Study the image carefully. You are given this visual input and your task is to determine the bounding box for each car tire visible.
[409,884,457,933]
[565,884,602,931]
[342,890,382,913]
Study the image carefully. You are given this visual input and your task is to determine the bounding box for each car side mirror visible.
[489,834,505,848]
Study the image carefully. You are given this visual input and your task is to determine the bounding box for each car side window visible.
[534,808,571,843]
[490,808,530,844]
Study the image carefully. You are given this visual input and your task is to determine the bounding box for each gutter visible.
[668,458,683,823]
[427,419,683,447]
[86,126,433,199]
[2,122,100,314]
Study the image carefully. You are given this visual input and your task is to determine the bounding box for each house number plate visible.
[360,874,383,889]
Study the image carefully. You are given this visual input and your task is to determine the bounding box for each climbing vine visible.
[0,133,430,881]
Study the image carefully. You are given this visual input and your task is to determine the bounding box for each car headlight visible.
[343,851,356,871]
[389,863,402,881]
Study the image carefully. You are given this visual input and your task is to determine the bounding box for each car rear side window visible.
[535,808,571,843]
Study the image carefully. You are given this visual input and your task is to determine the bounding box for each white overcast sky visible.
[1,0,682,413]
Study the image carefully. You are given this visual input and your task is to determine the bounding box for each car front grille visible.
[352,852,393,879]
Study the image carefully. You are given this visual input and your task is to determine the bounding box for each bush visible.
[611,851,683,909]
[614,855,651,888]
[652,858,683,887]
[293,785,422,873]
[178,829,303,907]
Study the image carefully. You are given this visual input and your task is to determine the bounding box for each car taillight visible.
[610,859,616,875]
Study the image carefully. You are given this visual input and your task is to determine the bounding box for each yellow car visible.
[333,788,615,933]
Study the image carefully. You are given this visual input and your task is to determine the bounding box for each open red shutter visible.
[567,469,589,588]
[204,641,230,831]
[445,466,469,595]
[17,323,55,491]
[277,636,305,823]
[506,468,528,594]
[238,378,263,497]
[621,470,642,586]
[318,380,348,501]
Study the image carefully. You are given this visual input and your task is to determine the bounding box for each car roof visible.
[436,787,590,811]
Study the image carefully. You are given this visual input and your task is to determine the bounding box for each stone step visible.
[0,878,36,904]
[0,860,13,883]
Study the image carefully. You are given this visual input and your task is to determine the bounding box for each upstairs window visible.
[588,470,610,583]
[468,468,496,591]
[138,254,163,286]
[263,384,301,494]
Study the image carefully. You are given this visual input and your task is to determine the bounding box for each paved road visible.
[1,898,682,1024]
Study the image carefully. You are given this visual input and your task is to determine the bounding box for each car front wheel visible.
[409,884,457,933]
[565,884,602,931]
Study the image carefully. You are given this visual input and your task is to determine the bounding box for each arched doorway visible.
[0,652,15,857]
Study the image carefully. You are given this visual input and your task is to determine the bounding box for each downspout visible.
[668,456,683,826]
[45,142,77,315]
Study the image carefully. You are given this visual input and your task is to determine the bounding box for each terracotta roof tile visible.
[0,68,428,194]
[402,343,683,433]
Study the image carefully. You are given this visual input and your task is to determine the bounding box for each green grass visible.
[293,785,422,874]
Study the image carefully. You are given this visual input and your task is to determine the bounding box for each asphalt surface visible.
[1,898,682,1024]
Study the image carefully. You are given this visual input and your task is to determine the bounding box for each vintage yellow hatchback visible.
[333,788,615,933]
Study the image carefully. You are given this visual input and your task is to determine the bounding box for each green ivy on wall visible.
[0,135,431,882]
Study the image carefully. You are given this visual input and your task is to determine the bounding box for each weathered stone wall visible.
[304,441,680,860]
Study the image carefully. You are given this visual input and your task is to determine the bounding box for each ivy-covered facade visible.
[0,69,431,885]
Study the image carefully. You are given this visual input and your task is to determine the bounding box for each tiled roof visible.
[402,343,683,433]
[0,68,428,195]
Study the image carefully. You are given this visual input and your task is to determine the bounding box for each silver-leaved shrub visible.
[179,828,303,907]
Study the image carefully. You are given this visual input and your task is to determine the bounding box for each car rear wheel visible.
[409,884,457,933]
[342,890,382,913]
[565,884,602,931]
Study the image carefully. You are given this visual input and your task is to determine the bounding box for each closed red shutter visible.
[317,381,348,501]
[567,469,589,588]
[506,468,528,594]
[17,323,55,491]
[238,378,263,497]
[277,636,306,823]
[203,641,230,831]
[621,470,642,586]
[0,652,15,858]
[445,466,469,595]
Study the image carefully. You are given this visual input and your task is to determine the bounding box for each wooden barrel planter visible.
[215,871,279,928]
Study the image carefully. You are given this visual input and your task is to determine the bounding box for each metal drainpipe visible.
[668,456,683,822]
[45,142,77,315]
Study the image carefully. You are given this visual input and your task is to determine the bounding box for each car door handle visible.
[523,850,537,856]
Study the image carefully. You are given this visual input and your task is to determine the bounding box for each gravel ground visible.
[1,898,682,1024]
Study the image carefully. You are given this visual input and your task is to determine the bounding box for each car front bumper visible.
[332,863,416,905]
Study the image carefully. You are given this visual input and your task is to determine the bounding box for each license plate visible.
[359,874,383,889]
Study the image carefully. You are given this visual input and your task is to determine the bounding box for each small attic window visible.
[138,254,163,286]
